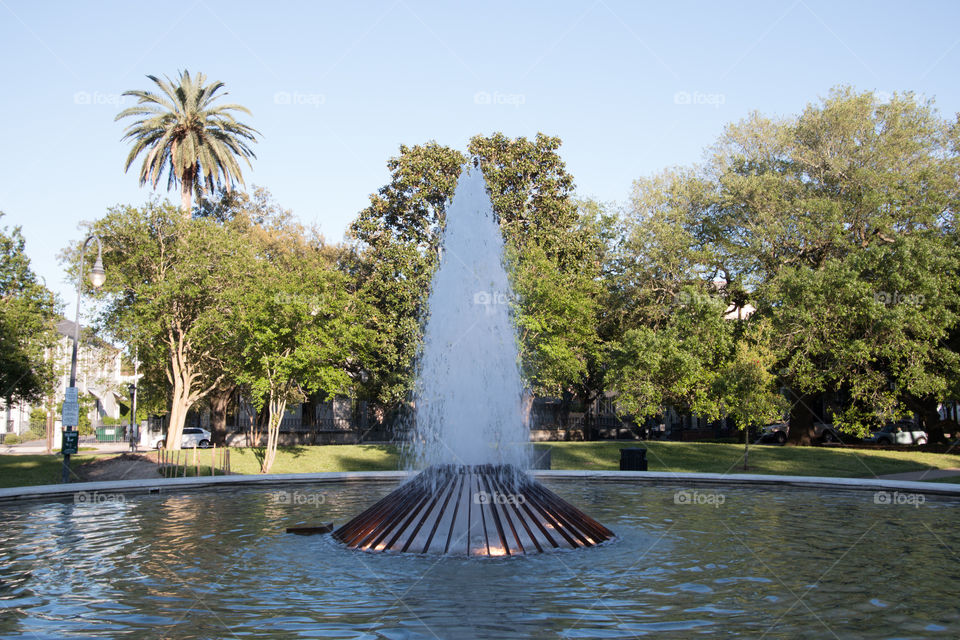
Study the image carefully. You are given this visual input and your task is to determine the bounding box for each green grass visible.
[921,475,960,484]
[221,444,400,475]
[0,453,116,487]
[548,441,960,478]
[0,442,957,489]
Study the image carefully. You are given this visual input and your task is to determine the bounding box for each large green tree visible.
[192,185,332,443]
[116,71,259,214]
[631,87,960,444]
[0,215,58,406]
[602,176,783,433]
[713,89,960,442]
[233,232,371,472]
[344,142,462,409]
[89,200,255,449]
[348,133,603,418]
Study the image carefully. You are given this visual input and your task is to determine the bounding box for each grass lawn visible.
[922,475,960,484]
[548,441,960,478]
[0,453,117,488]
[226,444,400,475]
[0,442,957,489]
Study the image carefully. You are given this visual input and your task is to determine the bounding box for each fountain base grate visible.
[332,464,615,556]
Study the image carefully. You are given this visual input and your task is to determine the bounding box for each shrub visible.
[29,408,47,430]
[3,434,21,445]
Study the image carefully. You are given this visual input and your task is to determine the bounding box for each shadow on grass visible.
[329,445,400,472]
[250,445,309,468]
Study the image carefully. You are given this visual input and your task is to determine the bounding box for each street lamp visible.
[127,382,137,451]
[62,235,106,484]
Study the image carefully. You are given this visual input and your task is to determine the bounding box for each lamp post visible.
[127,382,137,451]
[62,235,106,484]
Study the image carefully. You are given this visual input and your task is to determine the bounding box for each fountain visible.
[4,160,960,639]
[332,160,614,555]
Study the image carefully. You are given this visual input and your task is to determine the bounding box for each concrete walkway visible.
[0,439,134,456]
[875,468,960,481]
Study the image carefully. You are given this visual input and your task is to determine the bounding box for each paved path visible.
[875,468,960,481]
[0,440,134,456]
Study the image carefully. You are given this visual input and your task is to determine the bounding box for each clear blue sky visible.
[2,0,959,305]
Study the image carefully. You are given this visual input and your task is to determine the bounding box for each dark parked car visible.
[758,422,843,445]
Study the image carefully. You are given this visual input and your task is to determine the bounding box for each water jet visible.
[334,160,614,555]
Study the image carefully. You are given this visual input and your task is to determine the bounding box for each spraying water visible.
[408,161,529,470]
[334,159,615,555]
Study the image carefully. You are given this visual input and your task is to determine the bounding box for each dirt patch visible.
[75,453,162,482]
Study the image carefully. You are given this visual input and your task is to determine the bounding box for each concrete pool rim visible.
[2,470,959,505]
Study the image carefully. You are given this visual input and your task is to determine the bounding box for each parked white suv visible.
[154,427,213,449]
[865,421,927,445]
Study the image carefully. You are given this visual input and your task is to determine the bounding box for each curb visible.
[2,469,960,504]
[532,470,960,497]
[0,471,411,504]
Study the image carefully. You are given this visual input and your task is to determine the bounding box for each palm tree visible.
[116,71,259,214]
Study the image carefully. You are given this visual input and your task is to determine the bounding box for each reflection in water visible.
[0,480,958,638]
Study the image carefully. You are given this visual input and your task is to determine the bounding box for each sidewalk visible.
[0,439,135,456]
[875,468,960,481]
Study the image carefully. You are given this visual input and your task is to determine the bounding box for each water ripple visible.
[0,481,958,638]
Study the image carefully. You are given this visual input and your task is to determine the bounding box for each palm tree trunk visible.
[180,172,193,216]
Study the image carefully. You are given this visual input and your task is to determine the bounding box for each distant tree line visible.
[10,79,956,460]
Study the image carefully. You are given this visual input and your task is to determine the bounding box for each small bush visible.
[29,408,47,430]
[3,434,22,445]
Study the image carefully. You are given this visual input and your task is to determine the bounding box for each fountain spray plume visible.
[407,158,530,472]
[334,158,614,555]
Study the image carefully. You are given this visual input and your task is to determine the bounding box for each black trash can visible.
[620,447,648,471]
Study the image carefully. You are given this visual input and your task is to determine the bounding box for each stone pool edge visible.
[2,469,959,504]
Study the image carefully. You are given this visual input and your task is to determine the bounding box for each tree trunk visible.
[521,391,534,429]
[180,172,193,216]
[45,393,54,454]
[786,392,818,446]
[209,384,236,445]
[743,422,750,470]
[166,366,195,450]
[261,394,287,474]
[559,390,572,429]
[905,395,945,444]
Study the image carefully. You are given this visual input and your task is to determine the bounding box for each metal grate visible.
[332,464,615,556]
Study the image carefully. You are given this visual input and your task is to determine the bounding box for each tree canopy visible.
[116,71,259,214]
[612,87,960,442]
[0,215,58,405]
[348,133,603,408]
